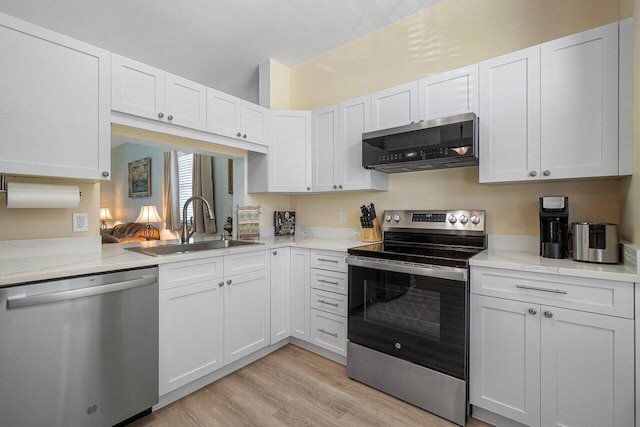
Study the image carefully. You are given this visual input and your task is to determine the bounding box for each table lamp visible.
[135,205,163,240]
[99,207,113,231]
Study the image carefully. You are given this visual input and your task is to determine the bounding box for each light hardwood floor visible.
[130,344,491,427]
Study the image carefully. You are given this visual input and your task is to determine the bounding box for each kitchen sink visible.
[125,239,264,257]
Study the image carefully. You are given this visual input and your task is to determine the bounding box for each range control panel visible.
[381,209,486,233]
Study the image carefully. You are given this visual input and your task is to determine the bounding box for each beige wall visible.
[287,0,634,238]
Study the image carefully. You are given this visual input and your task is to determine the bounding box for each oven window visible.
[348,265,467,379]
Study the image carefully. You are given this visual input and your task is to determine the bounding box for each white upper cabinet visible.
[207,88,269,145]
[539,22,619,180]
[112,54,207,130]
[0,13,110,181]
[248,110,312,193]
[479,46,541,183]
[418,64,479,120]
[311,96,388,193]
[370,81,419,131]
[480,21,627,183]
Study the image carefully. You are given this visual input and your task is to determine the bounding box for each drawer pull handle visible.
[318,279,340,286]
[317,328,339,337]
[318,299,339,307]
[317,258,339,263]
[516,285,567,294]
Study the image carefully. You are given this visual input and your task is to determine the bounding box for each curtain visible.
[192,154,217,234]
[163,150,181,230]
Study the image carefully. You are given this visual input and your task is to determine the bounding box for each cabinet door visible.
[540,22,619,179]
[223,269,271,364]
[418,64,478,120]
[469,295,541,427]
[312,104,339,192]
[338,95,388,191]
[240,101,269,145]
[0,14,110,181]
[540,306,634,427]
[159,280,223,395]
[479,47,541,183]
[370,81,419,130]
[269,110,312,193]
[290,248,311,341]
[111,54,164,121]
[164,73,207,131]
[206,88,241,139]
[270,247,291,344]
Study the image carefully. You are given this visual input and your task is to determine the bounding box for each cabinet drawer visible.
[224,250,269,276]
[310,288,347,317]
[471,267,634,318]
[310,269,347,295]
[159,257,223,290]
[310,309,347,356]
[311,250,347,273]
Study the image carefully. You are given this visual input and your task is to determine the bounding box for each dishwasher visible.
[0,266,159,426]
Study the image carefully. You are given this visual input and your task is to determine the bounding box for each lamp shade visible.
[136,205,163,224]
[99,207,113,221]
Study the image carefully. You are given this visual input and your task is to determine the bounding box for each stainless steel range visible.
[346,209,486,426]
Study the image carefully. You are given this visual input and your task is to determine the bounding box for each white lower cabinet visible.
[270,247,291,343]
[470,267,634,427]
[290,248,311,341]
[310,310,347,356]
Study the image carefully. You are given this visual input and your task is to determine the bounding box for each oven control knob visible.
[393,215,401,223]
[470,215,480,224]
[384,214,392,223]
[459,215,468,224]
[448,215,457,224]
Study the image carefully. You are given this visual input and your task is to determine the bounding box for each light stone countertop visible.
[0,235,369,287]
[470,247,639,283]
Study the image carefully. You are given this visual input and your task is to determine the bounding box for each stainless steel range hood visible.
[362,113,478,173]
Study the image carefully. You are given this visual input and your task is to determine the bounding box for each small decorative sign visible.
[128,157,151,198]
[274,211,295,236]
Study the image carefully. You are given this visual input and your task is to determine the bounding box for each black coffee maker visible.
[540,196,569,259]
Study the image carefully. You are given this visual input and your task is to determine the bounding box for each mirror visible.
[100,134,245,241]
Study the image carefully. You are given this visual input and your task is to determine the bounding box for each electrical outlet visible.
[73,212,89,232]
[338,211,346,224]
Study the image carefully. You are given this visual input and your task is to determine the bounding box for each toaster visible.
[572,223,619,264]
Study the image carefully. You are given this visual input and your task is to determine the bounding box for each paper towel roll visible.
[6,182,80,208]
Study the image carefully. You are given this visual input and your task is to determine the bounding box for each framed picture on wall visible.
[128,157,151,198]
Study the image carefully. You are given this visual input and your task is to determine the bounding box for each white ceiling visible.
[0,0,443,103]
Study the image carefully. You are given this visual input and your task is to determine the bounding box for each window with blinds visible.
[177,152,193,223]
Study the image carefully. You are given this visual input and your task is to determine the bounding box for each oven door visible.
[347,256,468,380]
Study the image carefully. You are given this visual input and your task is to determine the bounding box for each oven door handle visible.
[346,256,467,282]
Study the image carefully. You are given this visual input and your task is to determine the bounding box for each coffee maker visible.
[539,196,569,259]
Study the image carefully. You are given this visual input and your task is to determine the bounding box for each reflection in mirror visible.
[100,135,244,243]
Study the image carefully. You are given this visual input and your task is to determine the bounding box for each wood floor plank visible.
[130,344,492,427]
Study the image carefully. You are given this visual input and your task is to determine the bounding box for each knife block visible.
[361,217,382,242]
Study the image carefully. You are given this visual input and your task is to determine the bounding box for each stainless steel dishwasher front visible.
[0,266,159,426]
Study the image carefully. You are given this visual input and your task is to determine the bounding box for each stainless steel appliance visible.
[362,113,478,173]
[539,196,569,259]
[573,222,620,264]
[0,267,159,426]
[346,209,486,426]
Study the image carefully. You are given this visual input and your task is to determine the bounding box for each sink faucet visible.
[181,196,214,243]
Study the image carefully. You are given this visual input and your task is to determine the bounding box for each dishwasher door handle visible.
[7,276,157,309]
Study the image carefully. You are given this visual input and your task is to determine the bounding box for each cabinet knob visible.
[167,115,173,121]
[307,187,311,191]
[218,281,224,287]
[528,308,537,315]
[237,132,242,137]
[242,134,247,139]
[544,310,553,318]
[101,171,110,177]
[543,170,551,177]
[529,171,537,177]
[338,185,343,189]
[333,185,337,189]
[158,112,164,118]
[226,279,232,285]
[273,251,278,255]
